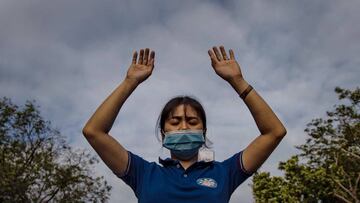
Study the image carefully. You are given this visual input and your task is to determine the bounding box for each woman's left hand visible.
[208,46,244,83]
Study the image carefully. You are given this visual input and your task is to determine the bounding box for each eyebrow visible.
[169,115,199,119]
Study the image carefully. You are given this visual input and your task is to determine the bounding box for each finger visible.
[138,49,144,64]
[212,46,222,61]
[132,51,138,64]
[229,49,235,60]
[148,51,155,66]
[149,58,155,70]
[208,50,218,64]
[220,46,229,60]
[144,48,149,65]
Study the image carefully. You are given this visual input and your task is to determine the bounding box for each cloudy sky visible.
[1,0,359,202]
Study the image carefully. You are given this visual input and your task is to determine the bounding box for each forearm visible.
[229,78,286,137]
[83,78,139,134]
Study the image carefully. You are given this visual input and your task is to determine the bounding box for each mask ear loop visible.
[158,129,171,160]
[158,145,171,160]
[199,128,215,162]
[202,128,213,148]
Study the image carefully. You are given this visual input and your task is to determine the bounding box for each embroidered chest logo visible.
[196,178,218,188]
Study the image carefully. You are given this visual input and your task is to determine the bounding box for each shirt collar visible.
[158,157,214,168]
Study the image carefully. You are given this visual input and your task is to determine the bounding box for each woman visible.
[82,46,286,203]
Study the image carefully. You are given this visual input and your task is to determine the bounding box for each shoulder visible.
[218,151,253,176]
[116,151,159,177]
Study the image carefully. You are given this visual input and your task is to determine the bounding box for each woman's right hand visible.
[126,48,155,84]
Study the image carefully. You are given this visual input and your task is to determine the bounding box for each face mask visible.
[162,130,205,161]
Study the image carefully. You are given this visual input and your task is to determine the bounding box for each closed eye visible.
[187,118,199,125]
[169,118,180,125]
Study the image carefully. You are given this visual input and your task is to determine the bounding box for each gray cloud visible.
[1,0,359,202]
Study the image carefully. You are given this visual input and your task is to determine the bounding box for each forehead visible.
[168,104,199,117]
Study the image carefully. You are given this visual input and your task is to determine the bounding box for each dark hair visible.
[155,96,207,142]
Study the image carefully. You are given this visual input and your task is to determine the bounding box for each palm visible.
[208,46,243,81]
[126,48,155,84]
[127,64,152,82]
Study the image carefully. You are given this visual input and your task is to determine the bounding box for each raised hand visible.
[208,46,244,83]
[126,48,155,84]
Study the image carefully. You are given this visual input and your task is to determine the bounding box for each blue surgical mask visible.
[163,130,205,160]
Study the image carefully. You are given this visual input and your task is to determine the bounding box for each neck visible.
[171,154,198,170]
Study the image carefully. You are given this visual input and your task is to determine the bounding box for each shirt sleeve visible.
[221,151,254,194]
[114,151,150,198]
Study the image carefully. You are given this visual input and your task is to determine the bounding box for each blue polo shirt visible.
[117,150,253,203]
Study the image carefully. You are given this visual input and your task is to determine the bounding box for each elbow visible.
[274,127,287,139]
[82,126,89,136]
[82,124,108,141]
[82,127,108,143]
[265,125,286,139]
[82,126,97,139]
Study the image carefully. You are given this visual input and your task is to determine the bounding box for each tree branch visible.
[335,179,357,202]
[341,148,360,160]
[354,172,360,196]
[36,181,47,202]
[14,138,43,178]
[44,188,60,203]
[334,192,353,203]
[24,138,43,166]
[39,188,60,203]
[25,124,35,147]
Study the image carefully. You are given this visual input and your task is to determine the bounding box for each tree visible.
[0,97,111,202]
[252,87,360,203]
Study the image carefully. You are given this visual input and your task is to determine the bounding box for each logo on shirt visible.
[196,178,217,188]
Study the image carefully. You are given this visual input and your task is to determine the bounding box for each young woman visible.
[82,46,286,203]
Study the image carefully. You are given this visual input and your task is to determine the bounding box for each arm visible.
[208,46,286,173]
[82,48,155,175]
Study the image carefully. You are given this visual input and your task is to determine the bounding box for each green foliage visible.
[0,98,111,202]
[252,87,360,203]
[253,171,296,202]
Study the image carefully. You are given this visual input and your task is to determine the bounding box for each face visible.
[163,104,204,134]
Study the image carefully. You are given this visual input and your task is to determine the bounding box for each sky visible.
[1,0,359,202]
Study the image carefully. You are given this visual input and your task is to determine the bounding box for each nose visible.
[179,120,189,130]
